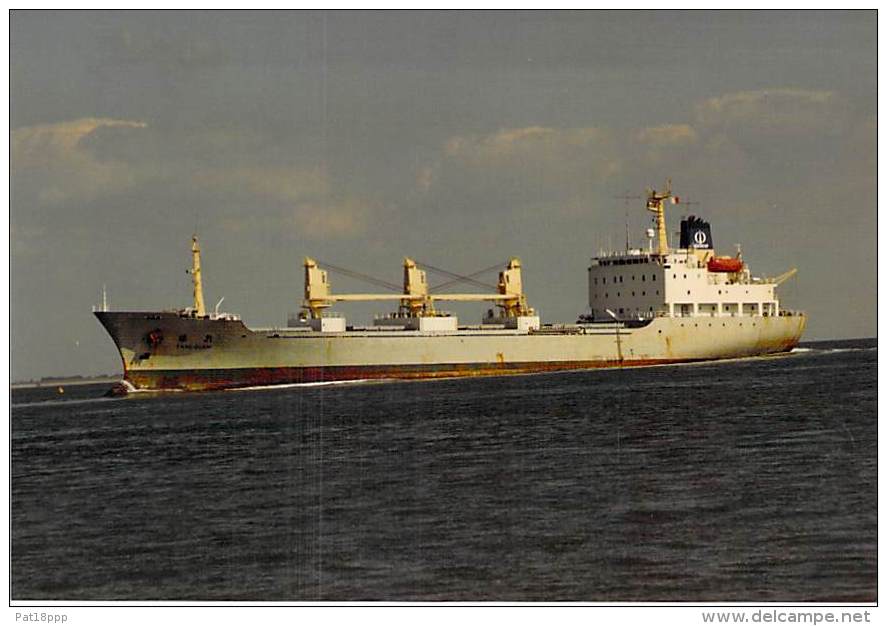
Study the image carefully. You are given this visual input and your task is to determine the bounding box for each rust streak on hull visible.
[124,353,794,392]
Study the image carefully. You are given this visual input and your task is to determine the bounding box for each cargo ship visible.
[95,181,806,392]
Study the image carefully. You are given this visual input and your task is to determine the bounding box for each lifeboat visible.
[707,256,744,273]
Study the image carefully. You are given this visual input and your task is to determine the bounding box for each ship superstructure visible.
[584,181,794,323]
[95,182,806,392]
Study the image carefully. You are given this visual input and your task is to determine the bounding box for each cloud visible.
[417,87,858,222]
[11,117,384,240]
[12,117,147,165]
[425,126,621,203]
[694,88,843,134]
[193,165,329,204]
[12,117,147,206]
[200,166,385,239]
[291,196,387,239]
[632,124,699,164]
[443,126,610,164]
[633,124,698,146]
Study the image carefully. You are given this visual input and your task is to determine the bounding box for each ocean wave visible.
[227,379,374,392]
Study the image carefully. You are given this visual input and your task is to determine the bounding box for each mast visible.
[646,179,673,255]
[189,235,206,317]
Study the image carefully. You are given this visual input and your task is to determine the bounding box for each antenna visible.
[102,284,108,312]
[614,191,643,251]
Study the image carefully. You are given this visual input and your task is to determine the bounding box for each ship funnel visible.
[679,216,713,250]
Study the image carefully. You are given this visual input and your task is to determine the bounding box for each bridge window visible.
[652,275,656,281]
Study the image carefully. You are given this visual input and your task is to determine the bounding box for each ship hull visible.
[95,311,807,392]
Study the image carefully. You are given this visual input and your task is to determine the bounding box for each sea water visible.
[11,339,876,601]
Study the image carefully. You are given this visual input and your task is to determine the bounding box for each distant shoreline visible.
[10,376,122,390]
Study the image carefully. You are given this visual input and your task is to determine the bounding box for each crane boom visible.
[770,268,798,285]
[326,293,513,302]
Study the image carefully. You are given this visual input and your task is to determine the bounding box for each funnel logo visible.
[679,216,713,249]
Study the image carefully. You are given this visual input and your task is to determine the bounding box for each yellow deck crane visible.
[302,257,533,320]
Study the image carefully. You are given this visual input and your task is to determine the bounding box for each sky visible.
[10,10,877,380]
